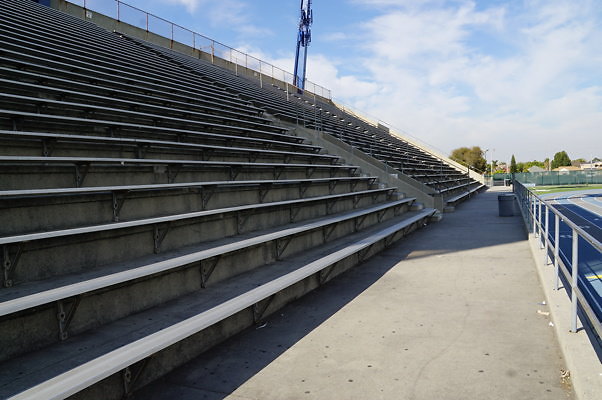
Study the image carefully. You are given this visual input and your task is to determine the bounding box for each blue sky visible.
[81,0,601,164]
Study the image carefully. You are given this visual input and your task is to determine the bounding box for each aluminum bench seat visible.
[0,176,377,233]
[0,177,373,200]
[0,25,256,113]
[0,187,392,247]
[0,63,264,121]
[0,110,320,153]
[0,48,262,118]
[0,197,415,316]
[0,93,298,143]
[445,183,486,205]
[0,131,338,164]
[0,78,287,135]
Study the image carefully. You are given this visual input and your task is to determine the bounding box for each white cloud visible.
[165,0,200,14]
[163,0,271,37]
[328,0,602,161]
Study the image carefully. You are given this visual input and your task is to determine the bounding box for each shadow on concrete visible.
[133,189,531,399]
[133,243,407,400]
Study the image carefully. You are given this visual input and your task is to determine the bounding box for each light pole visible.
[483,149,490,185]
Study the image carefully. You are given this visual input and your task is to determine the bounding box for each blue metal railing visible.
[514,181,602,344]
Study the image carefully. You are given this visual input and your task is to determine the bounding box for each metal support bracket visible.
[167,165,181,184]
[377,209,387,223]
[353,195,361,208]
[2,244,23,288]
[328,180,337,195]
[326,199,337,214]
[306,166,316,179]
[274,236,293,260]
[319,264,335,285]
[200,187,214,210]
[273,167,283,180]
[299,182,310,198]
[289,205,301,223]
[57,296,81,341]
[322,225,337,242]
[354,215,367,232]
[135,144,148,159]
[153,223,171,254]
[236,212,251,234]
[230,166,241,181]
[253,295,275,324]
[258,184,271,203]
[42,138,55,157]
[200,256,221,288]
[358,243,375,263]
[112,191,128,222]
[122,357,151,399]
[74,163,90,188]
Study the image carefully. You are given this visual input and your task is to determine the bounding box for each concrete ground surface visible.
[135,187,578,400]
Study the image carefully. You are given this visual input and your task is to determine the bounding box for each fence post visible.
[570,229,579,333]
[554,214,560,290]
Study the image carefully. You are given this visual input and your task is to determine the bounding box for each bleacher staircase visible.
[0,1,436,398]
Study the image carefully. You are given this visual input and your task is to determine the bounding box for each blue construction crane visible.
[293,0,312,91]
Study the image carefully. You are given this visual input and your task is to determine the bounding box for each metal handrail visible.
[74,0,331,99]
[514,181,602,341]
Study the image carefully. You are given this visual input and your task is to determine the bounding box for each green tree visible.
[551,151,571,169]
[450,146,487,172]
[510,155,517,173]
[516,162,526,172]
[544,158,550,171]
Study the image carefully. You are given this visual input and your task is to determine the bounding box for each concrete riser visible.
[0,101,275,138]
[1,181,373,235]
[0,204,409,363]
[3,192,391,285]
[66,219,422,400]
[0,141,329,165]
[0,166,353,190]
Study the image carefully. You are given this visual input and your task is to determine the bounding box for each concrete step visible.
[0,177,376,235]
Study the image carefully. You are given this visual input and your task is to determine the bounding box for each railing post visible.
[543,204,549,258]
[117,0,120,21]
[554,214,560,290]
[532,197,536,235]
[570,229,579,333]
[538,199,542,244]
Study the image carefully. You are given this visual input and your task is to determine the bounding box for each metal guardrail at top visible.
[513,181,602,344]
[70,0,331,99]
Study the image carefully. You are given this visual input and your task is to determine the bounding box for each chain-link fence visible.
[494,170,602,186]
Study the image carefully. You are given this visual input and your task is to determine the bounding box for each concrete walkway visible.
[136,187,575,400]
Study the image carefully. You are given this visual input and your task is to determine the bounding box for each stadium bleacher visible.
[124,37,484,206]
[0,1,442,398]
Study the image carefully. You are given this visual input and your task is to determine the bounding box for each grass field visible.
[530,184,602,194]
